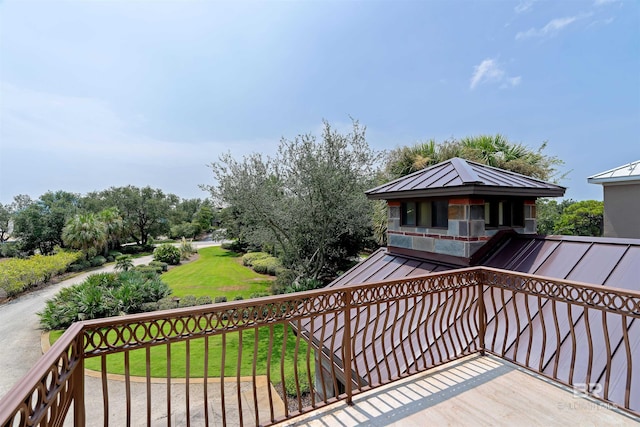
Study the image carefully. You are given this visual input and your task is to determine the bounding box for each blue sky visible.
[1,0,638,204]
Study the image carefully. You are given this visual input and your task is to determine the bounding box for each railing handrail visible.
[2,266,639,426]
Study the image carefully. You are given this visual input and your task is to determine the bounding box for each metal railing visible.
[0,267,638,426]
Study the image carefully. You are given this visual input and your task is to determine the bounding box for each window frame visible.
[400,199,448,228]
[484,198,524,228]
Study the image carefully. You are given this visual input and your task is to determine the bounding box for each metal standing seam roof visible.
[588,160,640,184]
[366,157,566,199]
[301,234,640,412]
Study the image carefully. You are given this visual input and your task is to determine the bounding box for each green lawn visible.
[49,246,313,390]
[50,325,311,392]
[162,246,273,299]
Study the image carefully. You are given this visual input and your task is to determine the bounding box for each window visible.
[401,200,448,228]
[484,199,524,227]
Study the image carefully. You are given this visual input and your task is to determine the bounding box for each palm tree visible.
[62,213,108,259]
[98,207,124,252]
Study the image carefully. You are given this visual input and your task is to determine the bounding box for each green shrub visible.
[149,261,168,272]
[233,295,244,301]
[249,292,270,299]
[119,244,154,255]
[68,260,91,272]
[134,265,162,275]
[38,270,171,330]
[251,257,281,276]
[153,244,181,265]
[0,242,19,258]
[0,251,83,296]
[283,375,310,397]
[114,255,133,272]
[220,240,247,252]
[241,252,270,266]
[214,296,227,303]
[90,255,107,267]
[178,295,198,308]
[141,302,159,312]
[196,295,212,305]
[179,238,196,260]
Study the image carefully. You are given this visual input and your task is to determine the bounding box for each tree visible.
[62,213,108,258]
[12,191,80,255]
[98,207,124,251]
[553,200,603,237]
[385,134,563,181]
[0,203,12,243]
[99,186,173,245]
[206,120,381,285]
[535,198,574,235]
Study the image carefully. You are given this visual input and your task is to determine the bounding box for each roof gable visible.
[366,157,565,199]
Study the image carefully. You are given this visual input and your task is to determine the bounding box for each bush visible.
[114,255,133,272]
[119,244,154,255]
[153,244,181,265]
[38,270,171,329]
[251,257,281,276]
[0,242,19,258]
[149,261,168,272]
[214,296,227,303]
[233,295,244,301]
[133,265,162,275]
[178,295,198,308]
[90,255,107,267]
[0,251,83,297]
[179,238,196,260]
[196,295,212,305]
[242,252,270,266]
[249,292,270,299]
[221,240,247,253]
[68,260,91,273]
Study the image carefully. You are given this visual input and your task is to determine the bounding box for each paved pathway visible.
[0,241,221,399]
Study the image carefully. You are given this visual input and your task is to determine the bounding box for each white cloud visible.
[514,1,534,14]
[470,59,521,90]
[516,14,590,40]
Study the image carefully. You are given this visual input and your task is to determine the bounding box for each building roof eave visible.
[366,185,566,200]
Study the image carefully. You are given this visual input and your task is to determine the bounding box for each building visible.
[588,160,640,238]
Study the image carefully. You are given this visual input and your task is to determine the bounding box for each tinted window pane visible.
[402,202,416,226]
[432,200,448,228]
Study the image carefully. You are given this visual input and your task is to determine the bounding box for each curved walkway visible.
[0,241,221,399]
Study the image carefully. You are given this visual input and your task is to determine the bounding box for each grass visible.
[162,246,273,299]
[49,246,313,391]
[50,325,310,388]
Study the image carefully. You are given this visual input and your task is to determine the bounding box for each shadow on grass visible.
[216,251,241,258]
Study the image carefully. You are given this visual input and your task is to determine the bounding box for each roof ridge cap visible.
[449,157,482,183]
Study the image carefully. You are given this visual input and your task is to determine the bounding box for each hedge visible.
[251,256,281,276]
[0,251,83,297]
[242,252,270,266]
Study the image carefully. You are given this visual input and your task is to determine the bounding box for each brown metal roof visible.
[366,157,566,199]
[304,235,640,412]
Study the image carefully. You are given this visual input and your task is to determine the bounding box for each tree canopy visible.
[206,120,381,285]
[385,134,563,181]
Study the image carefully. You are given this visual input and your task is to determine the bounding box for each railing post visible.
[72,333,86,426]
[477,269,486,356]
[343,289,353,405]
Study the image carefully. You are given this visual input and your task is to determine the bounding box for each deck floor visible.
[281,355,639,427]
